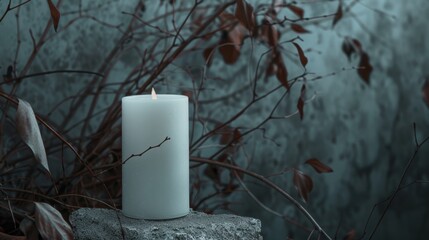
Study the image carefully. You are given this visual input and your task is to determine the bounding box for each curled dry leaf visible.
[219,126,242,146]
[358,52,373,84]
[218,12,245,64]
[342,39,355,61]
[16,99,50,173]
[203,45,216,67]
[204,165,221,184]
[305,158,333,173]
[332,1,343,27]
[293,169,313,203]
[297,84,306,120]
[260,18,279,47]
[3,65,13,83]
[47,0,60,32]
[34,202,73,240]
[235,0,256,32]
[273,52,290,90]
[291,23,310,33]
[342,37,362,61]
[292,42,308,68]
[287,4,304,19]
[219,31,242,64]
[222,182,239,195]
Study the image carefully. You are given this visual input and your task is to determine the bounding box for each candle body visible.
[122,95,189,219]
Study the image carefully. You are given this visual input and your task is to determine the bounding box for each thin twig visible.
[191,157,332,240]
[365,123,429,240]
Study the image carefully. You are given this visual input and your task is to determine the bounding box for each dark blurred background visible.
[1,0,428,239]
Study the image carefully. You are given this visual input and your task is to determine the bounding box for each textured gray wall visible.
[1,1,428,239]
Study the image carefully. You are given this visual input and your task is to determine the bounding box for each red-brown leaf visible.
[235,0,255,32]
[343,229,356,240]
[293,170,313,202]
[275,53,290,90]
[287,5,304,19]
[291,23,310,33]
[219,127,242,145]
[203,45,216,66]
[305,158,333,173]
[422,77,429,107]
[47,0,60,32]
[222,183,239,195]
[233,128,242,142]
[342,38,363,61]
[292,42,308,68]
[352,39,362,51]
[332,1,343,27]
[297,84,306,120]
[182,90,193,100]
[260,19,279,47]
[219,31,241,64]
[358,52,373,84]
[34,202,73,240]
[342,39,355,61]
[204,165,221,183]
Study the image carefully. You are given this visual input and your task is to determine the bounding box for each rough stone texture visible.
[70,208,262,240]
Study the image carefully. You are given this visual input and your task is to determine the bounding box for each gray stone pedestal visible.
[70,208,262,240]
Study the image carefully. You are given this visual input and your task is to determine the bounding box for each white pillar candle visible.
[122,89,189,219]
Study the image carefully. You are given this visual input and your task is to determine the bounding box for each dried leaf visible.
[343,229,356,240]
[222,183,239,195]
[204,165,221,183]
[297,84,306,120]
[219,37,241,64]
[291,23,310,33]
[2,65,13,83]
[233,128,242,143]
[182,90,193,100]
[293,170,313,202]
[235,0,255,32]
[219,12,237,29]
[260,19,279,47]
[358,52,373,84]
[422,77,429,107]
[16,99,50,173]
[342,39,355,61]
[219,126,241,145]
[305,158,333,173]
[203,45,216,67]
[292,42,308,68]
[34,202,73,240]
[332,1,343,27]
[352,39,362,51]
[287,5,304,19]
[274,52,290,90]
[342,38,362,61]
[47,0,60,32]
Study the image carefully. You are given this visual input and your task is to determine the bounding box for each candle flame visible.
[151,88,157,100]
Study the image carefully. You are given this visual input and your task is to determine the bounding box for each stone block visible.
[70,208,262,240]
